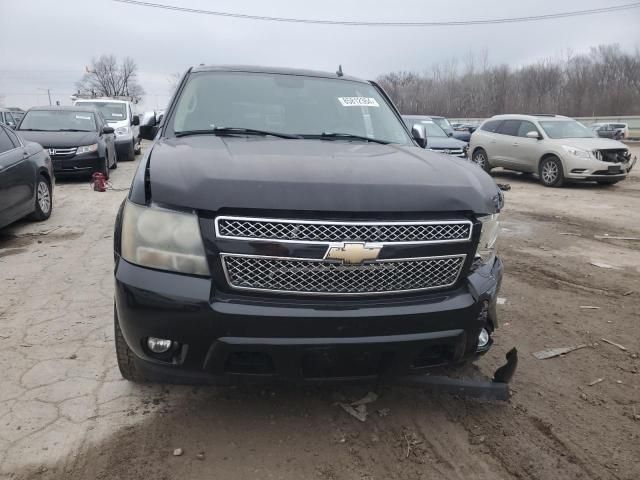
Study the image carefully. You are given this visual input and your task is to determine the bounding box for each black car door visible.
[0,126,35,227]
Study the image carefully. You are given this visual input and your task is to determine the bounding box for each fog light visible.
[147,337,172,353]
[478,328,490,348]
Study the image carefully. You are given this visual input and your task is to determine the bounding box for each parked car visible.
[113,64,504,384]
[427,115,472,142]
[0,108,20,129]
[609,122,629,139]
[470,114,635,187]
[0,122,54,229]
[402,115,468,158]
[74,99,140,161]
[17,106,117,179]
[591,123,625,140]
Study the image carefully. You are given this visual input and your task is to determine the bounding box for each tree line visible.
[377,44,640,118]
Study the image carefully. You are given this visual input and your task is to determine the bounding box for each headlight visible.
[475,214,500,263]
[562,146,591,158]
[120,201,210,276]
[115,126,130,136]
[76,143,98,154]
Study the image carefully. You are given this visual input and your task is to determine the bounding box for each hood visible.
[107,119,129,128]
[16,130,98,148]
[550,137,628,150]
[147,136,499,214]
[427,136,468,149]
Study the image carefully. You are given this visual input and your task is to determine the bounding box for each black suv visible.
[114,65,503,383]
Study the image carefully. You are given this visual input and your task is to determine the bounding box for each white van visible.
[74,99,140,161]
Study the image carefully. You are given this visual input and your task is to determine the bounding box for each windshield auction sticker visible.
[338,97,380,107]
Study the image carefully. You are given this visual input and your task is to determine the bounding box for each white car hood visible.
[552,137,628,150]
[107,119,129,128]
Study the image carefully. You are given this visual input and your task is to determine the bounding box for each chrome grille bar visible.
[221,254,466,296]
[215,217,472,244]
[47,147,77,157]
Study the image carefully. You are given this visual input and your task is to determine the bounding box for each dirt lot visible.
[1,145,639,480]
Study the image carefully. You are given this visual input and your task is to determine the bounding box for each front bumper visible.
[52,153,103,176]
[114,255,503,383]
[563,154,635,181]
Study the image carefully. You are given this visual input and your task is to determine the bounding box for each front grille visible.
[594,149,630,163]
[430,148,465,157]
[47,147,76,157]
[215,217,472,244]
[221,254,466,295]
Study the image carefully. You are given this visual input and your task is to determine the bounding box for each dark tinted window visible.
[498,120,521,136]
[171,72,413,144]
[480,120,502,132]
[5,127,20,147]
[0,127,15,154]
[517,121,539,137]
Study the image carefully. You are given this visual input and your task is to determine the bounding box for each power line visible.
[112,0,640,27]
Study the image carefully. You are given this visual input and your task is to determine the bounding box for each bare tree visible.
[76,54,145,102]
[377,44,640,118]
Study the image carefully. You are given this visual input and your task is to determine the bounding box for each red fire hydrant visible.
[91,172,107,192]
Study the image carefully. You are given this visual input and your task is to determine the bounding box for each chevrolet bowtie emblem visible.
[325,242,382,264]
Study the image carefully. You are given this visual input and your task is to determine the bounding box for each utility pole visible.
[37,88,52,106]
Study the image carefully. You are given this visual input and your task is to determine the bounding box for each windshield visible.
[18,110,97,132]
[539,120,594,139]
[403,118,447,137]
[77,102,127,122]
[170,72,412,144]
[432,117,453,134]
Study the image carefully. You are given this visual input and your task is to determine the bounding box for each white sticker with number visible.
[338,97,380,107]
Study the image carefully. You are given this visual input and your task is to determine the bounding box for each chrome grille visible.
[216,217,472,244]
[430,148,465,156]
[221,254,466,295]
[47,147,77,157]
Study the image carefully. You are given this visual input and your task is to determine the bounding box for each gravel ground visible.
[0,144,638,480]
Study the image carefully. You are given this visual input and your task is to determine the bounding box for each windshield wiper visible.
[175,127,301,139]
[57,129,92,132]
[314,132,390,145]
[18,128,47,131]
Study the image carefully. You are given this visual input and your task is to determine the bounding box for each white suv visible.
[469,114,636,187]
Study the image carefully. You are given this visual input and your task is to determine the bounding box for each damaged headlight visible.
[475,214,500,263]
[562,146,591,159]
[120,200,210,276]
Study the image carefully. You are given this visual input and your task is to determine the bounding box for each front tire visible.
[114,305,145,382]
[28,176,52,221]
[472,148,492,173]
[99,155,110,180]
[539,156,564,187]
[125,141,135,161]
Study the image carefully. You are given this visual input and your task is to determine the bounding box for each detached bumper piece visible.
[397,348,518,401]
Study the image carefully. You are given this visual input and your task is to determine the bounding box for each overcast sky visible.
[1,0,638,111]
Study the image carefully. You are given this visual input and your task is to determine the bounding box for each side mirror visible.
[103,126,115,134]
[525,131,541,140]
[411,124,427,148]
[7,122,16,129]
[139,111,158,141]
[446,131,453,137]
[132,115,140,126]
